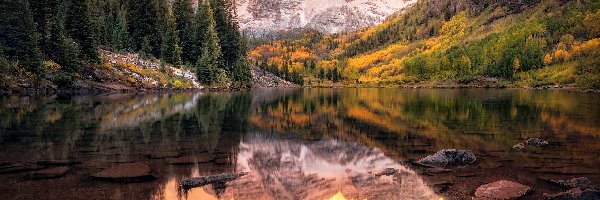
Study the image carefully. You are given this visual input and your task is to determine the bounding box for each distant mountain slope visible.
[248,0,600,89]
[235,0,415,35]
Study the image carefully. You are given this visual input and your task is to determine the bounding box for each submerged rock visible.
[539,177,593,189]
[513,143,526,150]
[369,168,399,177]
[474,180,531,200]
[26,166,70,179]
[167,154,214,165]
[526,138,549,146]
[543,188,600,200]
[416,149,476,168]
[180,172,249,190]
[0,163,44,174]
[35,160,81,166]
[147,152,180,159]
[91,163,155,183]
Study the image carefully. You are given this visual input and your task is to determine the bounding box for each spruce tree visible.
[195,1,225,86]
[66,0,99,63]
[48,13,80,72]
[209,0,251,86]
[0,0,43,74]
[127,0,160,57]
[173,0,195,64]
[30,0,62,55]
[161,9,183,66]
[112,4,130,51]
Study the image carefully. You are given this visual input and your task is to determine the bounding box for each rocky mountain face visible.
[235,0,415,35]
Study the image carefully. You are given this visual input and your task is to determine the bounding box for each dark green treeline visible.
[0,0,251,87]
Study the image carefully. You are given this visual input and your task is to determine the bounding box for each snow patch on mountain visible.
[235,0,415,35]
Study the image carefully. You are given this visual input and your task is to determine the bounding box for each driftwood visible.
[180,172,249,190]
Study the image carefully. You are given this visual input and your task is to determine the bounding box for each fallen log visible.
[180,172,249,190]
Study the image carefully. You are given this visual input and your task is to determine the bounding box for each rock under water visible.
[90,163,155,183]
[474,180,531,200]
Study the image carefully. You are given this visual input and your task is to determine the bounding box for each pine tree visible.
[195,1,225,85]
[112,4,130,51]
[209,0,250,85]
[173,0,195,64]
[30,0,62,55]
[127,0,160,57]
[48,13,80,72]
[66,0,99,63]
[161,8,183,66]
[0,0,43,74]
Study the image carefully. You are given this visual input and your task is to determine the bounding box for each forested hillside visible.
[0,0,251,92]
[249,0,600,89]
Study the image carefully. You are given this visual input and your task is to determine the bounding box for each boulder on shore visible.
[416,149,476,168]
[91,163,155,183]
[474,180,531,200]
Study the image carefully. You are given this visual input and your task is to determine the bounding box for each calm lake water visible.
[1,88,599,200]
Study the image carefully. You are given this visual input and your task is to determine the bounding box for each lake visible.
[1,88,599,199]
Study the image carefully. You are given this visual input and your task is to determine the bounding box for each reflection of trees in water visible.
[250,88,600,163]
[0,92,252,164]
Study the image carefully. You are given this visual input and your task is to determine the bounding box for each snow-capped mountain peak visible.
[235,0,415,35]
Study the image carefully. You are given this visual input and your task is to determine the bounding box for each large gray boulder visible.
[416,149,477,168]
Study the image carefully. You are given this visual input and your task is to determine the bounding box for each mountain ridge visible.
[235,0,415,35]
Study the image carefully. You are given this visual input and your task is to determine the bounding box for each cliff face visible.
[235,0,415,35]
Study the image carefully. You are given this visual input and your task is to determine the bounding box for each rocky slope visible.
[235,0,415,35]
[251,66,298,88]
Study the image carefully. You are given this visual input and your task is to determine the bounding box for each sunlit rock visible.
[474,180,531,200]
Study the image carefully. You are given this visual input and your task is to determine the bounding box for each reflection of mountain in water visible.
[189,133,438,200]
[98,93,203,130]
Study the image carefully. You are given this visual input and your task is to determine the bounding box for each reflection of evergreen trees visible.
[0,92,252,161]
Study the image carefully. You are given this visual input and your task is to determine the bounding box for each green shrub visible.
[53,72,73,86]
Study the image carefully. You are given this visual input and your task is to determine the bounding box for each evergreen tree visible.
[48,12,80,72]
[0,0,43,74]
[209,0,250,85]
[161,8,183,66]
[30,0,62,55]
[127,0,160,57]
[66,0,99,63]
[112,4,130,51]
[195,1,225,85]
[173,0,195,64]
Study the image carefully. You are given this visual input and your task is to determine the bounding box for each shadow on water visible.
[0,88,599,199]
